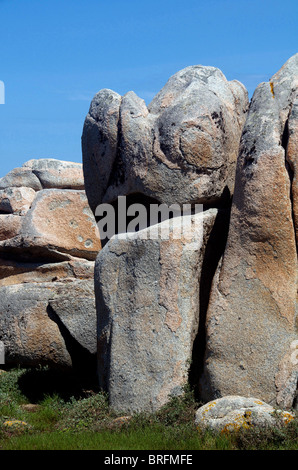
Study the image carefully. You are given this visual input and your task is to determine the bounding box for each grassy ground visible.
[0,367,297,451]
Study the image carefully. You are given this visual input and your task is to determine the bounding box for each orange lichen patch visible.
[270,82,275,98]
[201,400,217,419]
[221,411,252,434]
[254,400,264,405]
[282,412,294,425]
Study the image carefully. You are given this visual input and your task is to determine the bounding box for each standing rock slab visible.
[82,66,248,214]
[200,54,298,409]
[95,209,218,413]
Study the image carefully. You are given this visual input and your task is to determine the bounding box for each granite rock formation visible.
[95,209,218,412]
[195,396,295,432]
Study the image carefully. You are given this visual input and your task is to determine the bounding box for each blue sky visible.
[0,0,297,177]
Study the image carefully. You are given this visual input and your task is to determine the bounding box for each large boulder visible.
[82,65,248,215]
[200,54,298,409]
[95,209,221,412]
[0,159,100,372]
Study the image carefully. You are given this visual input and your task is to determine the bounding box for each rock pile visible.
[1,55,297,419]
[0,159,101,372]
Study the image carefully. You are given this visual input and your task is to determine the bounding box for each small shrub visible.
[233,413,298,450]
[59,392,112,431]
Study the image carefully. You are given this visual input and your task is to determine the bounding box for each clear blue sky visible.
[0,0,297,177]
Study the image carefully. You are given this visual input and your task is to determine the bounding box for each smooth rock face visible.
[200,54,298,409]
[82,66,248,214]
[0,282,72,368]
[95,209,218,412]
[0,159,100,371]
[195,396,295,432]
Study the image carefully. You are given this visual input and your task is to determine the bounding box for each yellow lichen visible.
[270,81,275,98]
[3,420,28,428]
[202,401,216,417]
[221,412,252,434]
[282,412,294,425]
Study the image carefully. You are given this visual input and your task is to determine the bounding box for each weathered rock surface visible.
[0,187,36,215]
[82,66,248,215]
[95,209,220,412]
[0,159,100,372]
[200,54,298,409]
[195,396,295,432]
[0,158,84,190]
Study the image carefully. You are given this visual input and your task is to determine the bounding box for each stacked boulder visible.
[82,65,249,412]
[0,159,101,372]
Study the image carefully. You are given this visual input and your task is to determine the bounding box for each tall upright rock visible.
[200,54,298,409]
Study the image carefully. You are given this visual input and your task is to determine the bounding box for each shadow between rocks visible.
[17,366,99,403]
[188,204,231,400]
[17,305,99,403]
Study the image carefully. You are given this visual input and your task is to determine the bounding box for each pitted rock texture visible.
[0,189,100,261]
[82,65,248,215]
[0,159,100,371]
[200,54,298,409]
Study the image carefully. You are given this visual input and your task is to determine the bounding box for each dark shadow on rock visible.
[97,192,162,247]
[16,306,99,403]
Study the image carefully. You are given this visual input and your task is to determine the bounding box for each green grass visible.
[0,367,297,451]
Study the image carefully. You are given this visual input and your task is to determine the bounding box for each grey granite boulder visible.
[0,280,96,369]
[0,188,101,261]
[0,158,85,190]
